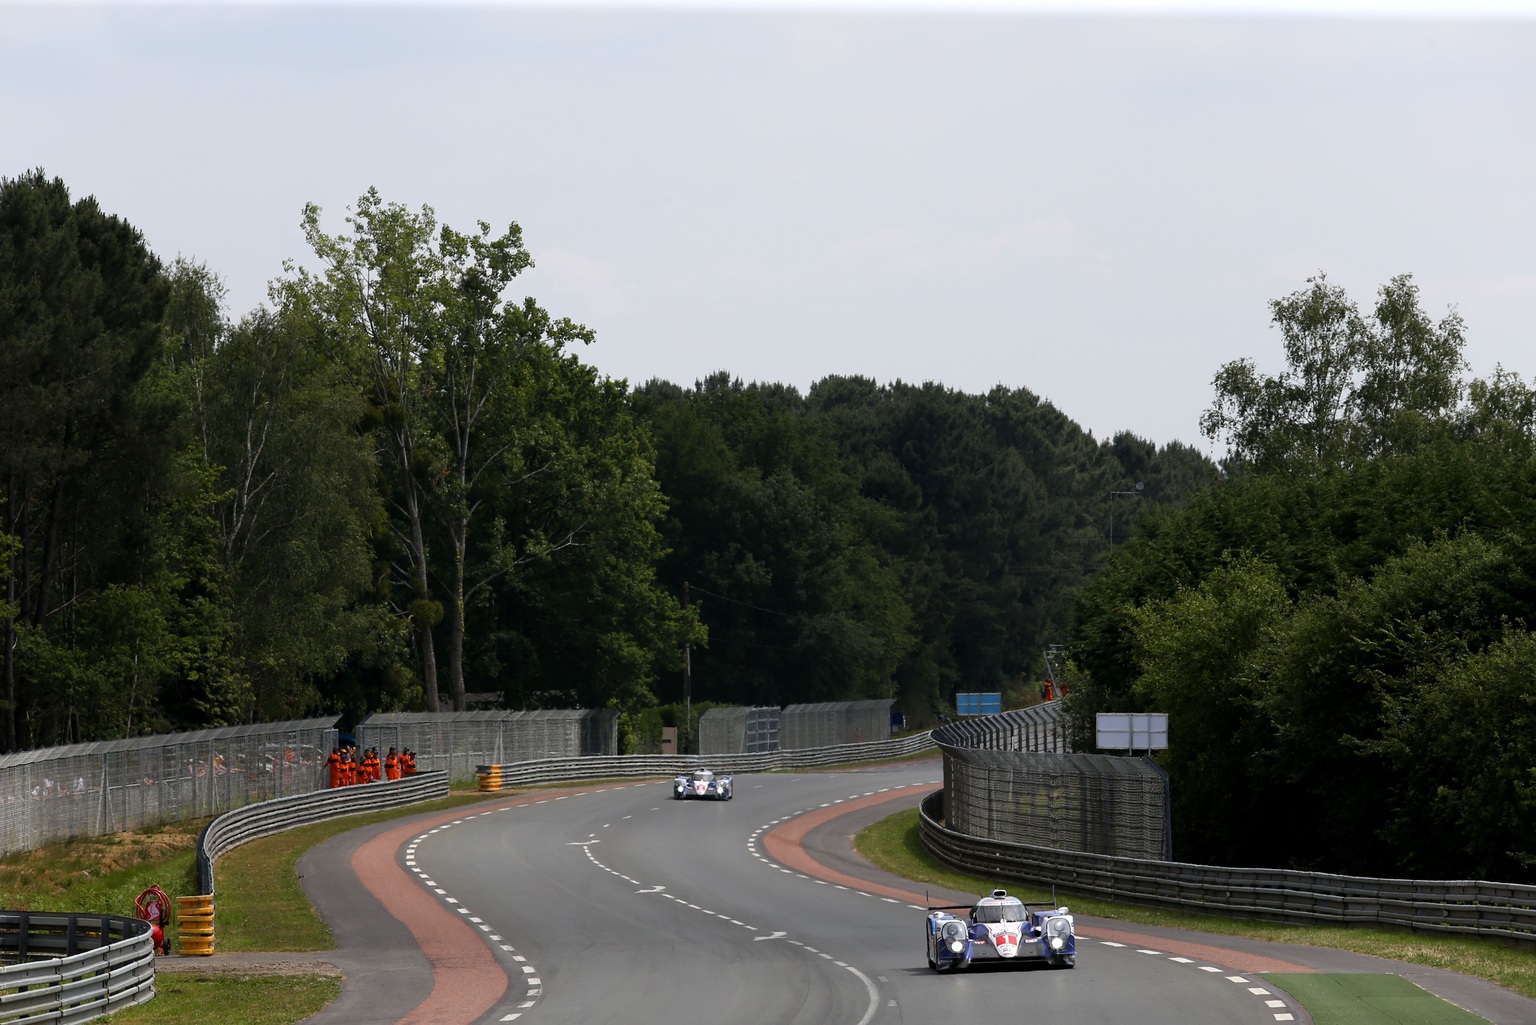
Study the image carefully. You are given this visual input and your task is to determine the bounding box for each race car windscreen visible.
[974,904,1026,924]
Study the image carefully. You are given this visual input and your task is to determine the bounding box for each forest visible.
[6,172,1533,883]
[1067,273,1536,883]
[0,172,1205,751]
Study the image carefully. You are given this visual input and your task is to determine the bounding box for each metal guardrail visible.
[920,767,1536,946]
[197,772,450,894]
[0,913,155,1024]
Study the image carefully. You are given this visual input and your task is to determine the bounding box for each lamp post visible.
[1109,481,1145,549]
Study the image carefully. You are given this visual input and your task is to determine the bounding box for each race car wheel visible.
[1052,955,1075,969]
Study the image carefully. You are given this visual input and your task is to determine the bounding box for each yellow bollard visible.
[175,894,216,955]
[477,765,502,792]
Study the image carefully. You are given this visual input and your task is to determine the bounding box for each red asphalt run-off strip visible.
[349,784,625,1025]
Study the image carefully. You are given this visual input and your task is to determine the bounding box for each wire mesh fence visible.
[939,748,1168,860]
[934,704,1170,860]
[937,701,1071,752]
[0,720,339,858]
[356,709,619,782]
[780,700,894,750]
[697,706,781,755]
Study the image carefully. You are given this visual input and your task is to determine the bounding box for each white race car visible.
[673,768,733,800]
[925,889,1075,971]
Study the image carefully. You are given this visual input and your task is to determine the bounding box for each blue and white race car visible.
[673,768,732,800]
[924,889,1075,971]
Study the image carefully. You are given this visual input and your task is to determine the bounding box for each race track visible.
[406,762,1294,1025]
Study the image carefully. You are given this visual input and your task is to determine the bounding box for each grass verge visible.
[854,807,1536,1001]
[215,790,501,951]
[101,973,341,1025]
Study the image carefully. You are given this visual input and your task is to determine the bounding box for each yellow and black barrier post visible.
[176,893,215,955]
[477,765,503,792]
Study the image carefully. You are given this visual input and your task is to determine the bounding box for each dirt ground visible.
[154,954,343,976]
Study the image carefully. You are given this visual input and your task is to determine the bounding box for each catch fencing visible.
[357,710,618,782]
[937,701,1070,752]
[0,720,339,858]
[780,700,894,750]
[0,913,155,1024]
[933,704,1170,861]
[698,706,781,755]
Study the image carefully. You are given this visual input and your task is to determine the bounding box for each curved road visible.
[283,760,1536,1025]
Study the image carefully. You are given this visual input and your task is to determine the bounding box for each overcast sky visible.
[4,1,1534,450]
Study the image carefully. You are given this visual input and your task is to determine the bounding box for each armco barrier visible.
[0,913,155,1024]
[918,790,1536,946]
[197,771,450,894]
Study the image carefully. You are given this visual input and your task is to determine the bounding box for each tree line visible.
[1067,273,1536,883]
[0,172,1204,750]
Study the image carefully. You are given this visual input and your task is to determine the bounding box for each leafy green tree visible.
[637,374,912,708]
[1373,628,1536,881]
[0,169,174,747]
[280,188,692,714]
[1128,555,1289,864]
[1202,273,1465,472]
[807,377,1211,724]
[167,262,389,720]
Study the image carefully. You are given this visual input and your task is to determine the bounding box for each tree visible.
[637,374,913,708]
[1129,554,1288,865]
[279,188,691,713]
[1201,273,1465,472]
[0,169,172,747]
[167,262,388,719]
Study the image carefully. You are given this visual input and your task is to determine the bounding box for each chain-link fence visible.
[939,747,1168,860]
[780,700,893,750]
[697,706,781,755]
[0,719,339,858]
[934,704,1170,860]
[357,709,619,782]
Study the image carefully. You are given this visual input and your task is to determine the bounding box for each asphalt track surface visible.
[210,759,1536,1025]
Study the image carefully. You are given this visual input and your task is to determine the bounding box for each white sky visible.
[4,2,1534,449]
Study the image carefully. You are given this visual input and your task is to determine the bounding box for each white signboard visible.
[1096,712,1168,751]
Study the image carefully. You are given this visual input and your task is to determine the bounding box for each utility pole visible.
[682,581,691,755]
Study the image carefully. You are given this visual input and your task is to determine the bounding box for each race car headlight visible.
[1044,917,1071,950]
[940,920,966,954]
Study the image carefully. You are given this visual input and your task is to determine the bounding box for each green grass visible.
[215,790,502,951]
[1266,974,1492,1025]
[854,807,1536,1002]
[103,974,340,1025]
[0,822,201,917]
